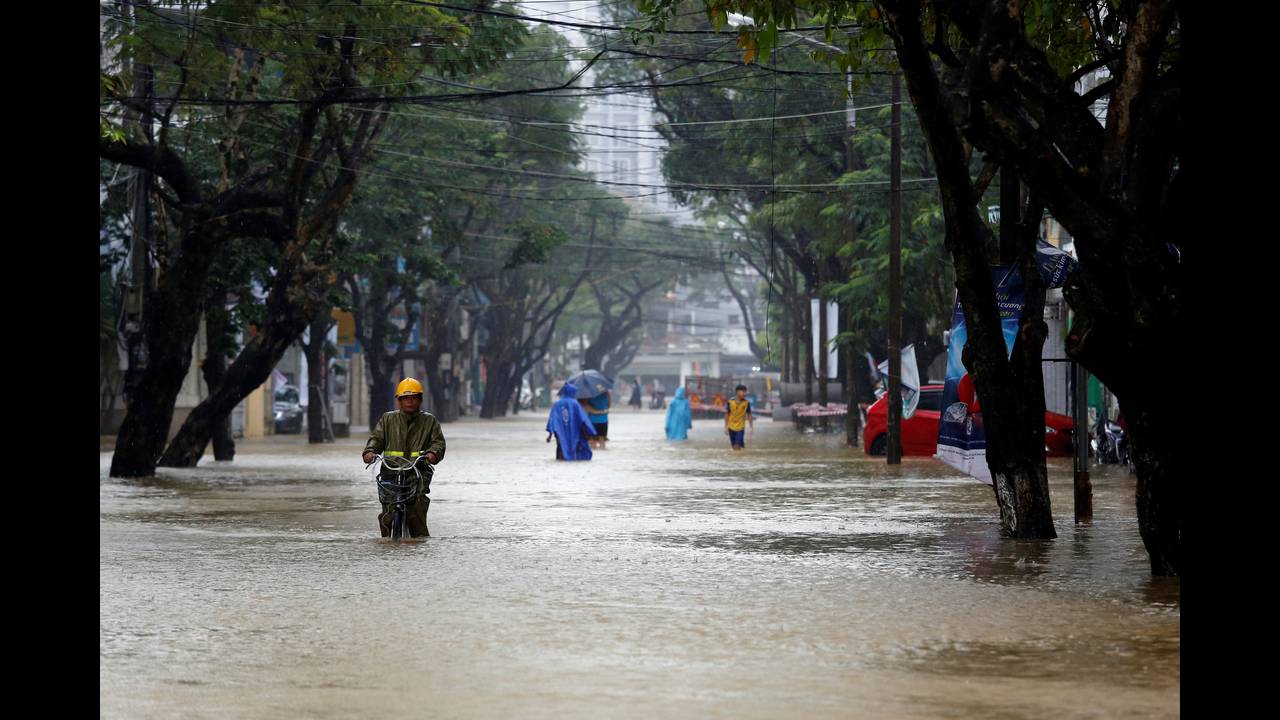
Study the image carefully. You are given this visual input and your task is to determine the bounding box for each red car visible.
[863,384,1076,457]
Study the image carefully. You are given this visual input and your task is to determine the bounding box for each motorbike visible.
[1091,419,1130,465]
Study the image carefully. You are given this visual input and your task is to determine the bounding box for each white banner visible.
[329,359,351,424]
[877,344,920,419]
[810,299,840,379]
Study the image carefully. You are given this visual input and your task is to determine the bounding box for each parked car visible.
[273,385,305,434]
[863,384,1076,457]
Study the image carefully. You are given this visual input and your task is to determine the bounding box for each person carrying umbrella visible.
[565,369,614,449]
[583,388,611,449]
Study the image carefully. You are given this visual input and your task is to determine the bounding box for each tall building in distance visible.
[517,1,695,223]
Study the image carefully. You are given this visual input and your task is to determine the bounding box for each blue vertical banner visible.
[935,266,1024,483]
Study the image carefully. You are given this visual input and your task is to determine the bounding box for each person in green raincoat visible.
[362,378,446,537]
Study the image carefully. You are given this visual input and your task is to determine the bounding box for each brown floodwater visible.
[100,409,1179,718]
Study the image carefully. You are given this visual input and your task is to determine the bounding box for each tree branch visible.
[1081,78,1117,107]
[1102,0,1174,185]
[972,160,999,202]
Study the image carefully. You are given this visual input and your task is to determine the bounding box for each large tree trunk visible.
[424,369,457,422]
[882,2,1055,538]
[367,358,396,430]
[1127,387,1180,576]
[581,342,607,373]
[480,370,514,418]
[423,298,461,423]
[477,263,588,420]
[305,313,332,444]
[1065,247,1182,575]
[110,225,219,478]
[1066,306,1180,574]
[105,23,388,476]
[202,285,236,461]
[844,342,863,447]
[510,372,524,415]
[158,265,328,467]
[884,0,1178,571]
[478,306,521,418]
[424,350,461,423]
[987,193,1055,537]
[354,258,412,431]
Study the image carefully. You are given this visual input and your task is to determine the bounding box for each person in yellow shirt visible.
[724,384,754,450]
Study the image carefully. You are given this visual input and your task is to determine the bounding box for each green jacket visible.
[364,410,446,463]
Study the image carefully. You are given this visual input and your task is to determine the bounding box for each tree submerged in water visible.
[642,0,1182,575]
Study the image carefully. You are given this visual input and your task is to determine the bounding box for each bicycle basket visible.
[376,469,424,505]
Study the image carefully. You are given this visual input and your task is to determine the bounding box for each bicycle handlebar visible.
[364,452,436,473]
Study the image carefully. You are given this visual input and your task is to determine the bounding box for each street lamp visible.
[726,13,855,128]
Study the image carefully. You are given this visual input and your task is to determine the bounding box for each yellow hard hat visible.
[395,377,424,397]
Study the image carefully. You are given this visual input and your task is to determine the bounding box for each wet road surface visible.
[101,410,1179,718]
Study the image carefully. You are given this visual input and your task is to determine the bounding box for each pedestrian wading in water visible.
[665,386,693,440]
[583,388,611,449]
[362,378,445,538]
[546,384,598,460]
[724,384,754,450]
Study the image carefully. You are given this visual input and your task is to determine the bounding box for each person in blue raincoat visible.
[664,386,693,440]
[546,384,598,460]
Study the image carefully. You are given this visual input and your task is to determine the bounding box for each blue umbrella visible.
[566,369,614,400]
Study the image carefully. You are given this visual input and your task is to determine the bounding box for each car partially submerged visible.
[863,384,1075,457]
[273,385,305,434]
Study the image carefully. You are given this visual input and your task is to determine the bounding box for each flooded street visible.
[100,411,1179,718]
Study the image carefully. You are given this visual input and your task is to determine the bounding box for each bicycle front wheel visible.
[391,506,405,540]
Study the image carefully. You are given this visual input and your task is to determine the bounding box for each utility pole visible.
[844,69,859,446]
[818,262,828,407]
[887,73,903,464]
[121,0,154,407]
[781,309,790,384]
[1073,358,1093,522]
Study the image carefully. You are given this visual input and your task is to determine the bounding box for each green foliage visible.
[504,221,569,269]
[609,3,952,358]
[99,1,537,363]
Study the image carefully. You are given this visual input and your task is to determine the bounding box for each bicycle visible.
[364,451,435,540]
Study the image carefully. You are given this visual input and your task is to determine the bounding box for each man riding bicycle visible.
[362,378,446,538]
